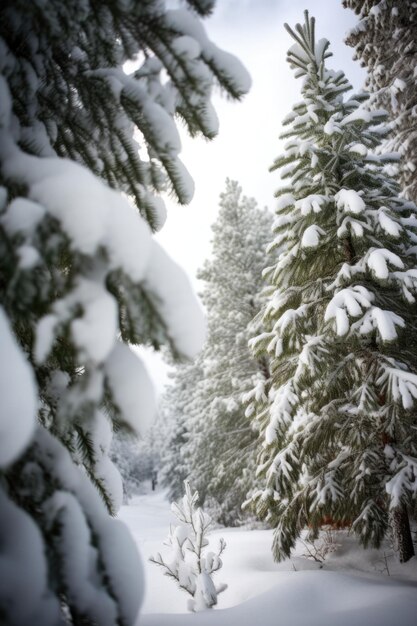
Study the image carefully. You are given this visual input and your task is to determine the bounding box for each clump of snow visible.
[367,248,404,280]
[1,198,46,237]
[325,286,374,336]
[276,194,295,211]
[341,108,373,125]
[315,37,330,64]
[36,427,144,625]
[386,454,417,506]
[100,514,145,625]
[17,244,40,269]
[0,307,37,467]
[335,189,365,215]
[296,194,327,215]
[352,308,405,342]
[4,150,153,280]
[143,244,206,359]
[43,491,119,625]
[306,104,319,123]
[288,42,311,65]
[0,488,61,625]
[392,78,406,93]
[165,9,251,103]
[377,366,417,410]
[34,316,58,365]
[369,3,383,17]
[349,143,368,157]
[104,342,156,437]
[35,278,118,365]
[167,157,196,206]
[69,281,118,364]
[172,36,201,60]
[301,224,325,249]
[378,209,402,238]
[337,216,367,239]
[323,118,341,135]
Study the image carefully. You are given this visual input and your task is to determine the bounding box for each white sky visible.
[147,0,367,394]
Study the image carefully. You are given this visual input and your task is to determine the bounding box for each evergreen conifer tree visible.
[343,0,417,203]
[247,12,417,564]
[163,180,272,525]
[0,1,250,623]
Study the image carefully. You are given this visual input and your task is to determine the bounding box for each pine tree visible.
[0,1,250,623]
[163,180,272,526]
[343,0,417,203]
[248,11,417,564]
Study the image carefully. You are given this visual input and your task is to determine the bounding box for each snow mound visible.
[141,570,417,626]
[120,492,417,626]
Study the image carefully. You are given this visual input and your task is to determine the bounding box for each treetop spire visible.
[284,10,332,80]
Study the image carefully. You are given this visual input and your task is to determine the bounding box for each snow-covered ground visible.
[119,490,417,626]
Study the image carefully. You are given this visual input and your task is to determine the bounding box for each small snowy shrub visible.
[150,481,227,612]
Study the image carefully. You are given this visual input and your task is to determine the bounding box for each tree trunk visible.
[390,505,415,563]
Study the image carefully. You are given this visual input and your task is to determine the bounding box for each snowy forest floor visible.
[119,490,417,626]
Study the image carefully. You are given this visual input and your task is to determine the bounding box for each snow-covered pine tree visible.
[247,11,417,563]
[163,180,272,525]
[0,1,250,623]
[343,0,417,203]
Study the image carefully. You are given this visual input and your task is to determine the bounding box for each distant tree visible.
[162,180,272,526]
[0,1,250,623]
[248,12,417,563]
[343,0,417,203]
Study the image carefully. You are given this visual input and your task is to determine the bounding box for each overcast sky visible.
[146,0,367,393]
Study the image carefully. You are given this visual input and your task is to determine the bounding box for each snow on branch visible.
[377,363,417,409]
[386,453,417,506]
[324,286,374,336]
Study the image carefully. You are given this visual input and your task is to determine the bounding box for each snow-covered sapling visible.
[150,481,227,612]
